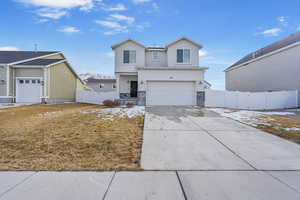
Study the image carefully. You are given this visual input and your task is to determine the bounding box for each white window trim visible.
[123,50,137,64]
[176,48,191,64]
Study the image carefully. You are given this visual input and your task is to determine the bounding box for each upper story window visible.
[123,50,136,64]
[177,49,190,64]
[152,51,160,61]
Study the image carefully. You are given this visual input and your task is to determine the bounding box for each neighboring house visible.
[112,37,209,106]
[81,75,116,92]
[225,32,300,105]
[0,51,85,103]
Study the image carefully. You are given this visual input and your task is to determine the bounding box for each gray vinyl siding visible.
[0,66,6,96]
[226,44,300,106]
[86,82,116,92]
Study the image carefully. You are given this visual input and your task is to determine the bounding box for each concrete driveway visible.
[1,106,300,200]
[141,106,300,170]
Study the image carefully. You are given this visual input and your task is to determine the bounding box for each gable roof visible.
[15,59,65,66]
[226,31,300,71]
[111,38,146,49]
[0,51,60,65]
[165,37,203,49]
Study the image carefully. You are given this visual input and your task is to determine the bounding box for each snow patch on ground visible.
[0,103,31,109]
[208,108,295,127]
[82,106,145,120]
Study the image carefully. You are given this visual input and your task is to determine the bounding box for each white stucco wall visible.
[145,51,167,67]
[138,69,205,91]
[114,41,145,73]
[167,40,200,67]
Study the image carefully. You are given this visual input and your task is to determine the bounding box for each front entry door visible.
[130,81,138,97]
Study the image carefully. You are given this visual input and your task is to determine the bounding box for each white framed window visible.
[177,49,190,64]
[112,84,116,89]
[123,50,136,64]
[152,51,160,61]
[19,80,24,84]
[99,83,104,88]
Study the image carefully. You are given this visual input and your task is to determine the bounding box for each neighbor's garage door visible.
[146,81,196,106]
[16,79,42,103]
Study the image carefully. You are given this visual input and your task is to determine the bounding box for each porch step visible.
[116,98,137,105]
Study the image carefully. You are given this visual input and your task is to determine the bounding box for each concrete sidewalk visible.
[0,171,300,199]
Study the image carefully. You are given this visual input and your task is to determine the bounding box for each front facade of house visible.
[225,32,300,106]
[112,37,208,106]
[0,51,85,103]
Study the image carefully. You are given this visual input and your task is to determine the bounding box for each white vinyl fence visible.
[76,90,118,105]
[205,90,298,110]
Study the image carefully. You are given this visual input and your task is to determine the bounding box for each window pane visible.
[19,80,24,84]
[123,50,130,63]
[32,80,36,84]
[177,49,183,63]
[129,50,136,63]
[25,80,30,84]
[183,49,190,63]
[37,80,41,84]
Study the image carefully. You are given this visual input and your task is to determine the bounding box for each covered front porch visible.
[116,73,138,99]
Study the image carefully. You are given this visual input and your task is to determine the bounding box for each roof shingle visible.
[0,51,59,64]
[226,31,300,70]
[16,59,64,66]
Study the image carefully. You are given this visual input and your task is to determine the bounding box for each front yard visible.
[209,108,300,144]
[0,103,144,171]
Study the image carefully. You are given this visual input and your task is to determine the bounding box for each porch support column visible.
[116,73,120,98]
[6,65,10,96]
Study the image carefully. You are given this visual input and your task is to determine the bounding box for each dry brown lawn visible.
[0,103,144,171]
[256,115,300,144]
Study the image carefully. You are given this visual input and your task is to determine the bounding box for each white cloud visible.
[277,16,288,26]
[199,50,208,57]
[260,28,282,36]
[297,25,300,31]
[18,0,94,10]
[109,14,135,24]
[0,46,19,51]
[95,20,123,28]
[36,18,49,23]
[132,0,151,4]
[18,0,95,20]
[95,20,128,35]
[57,26,80,33]
[36,8,67,19]
[102,3,126,11]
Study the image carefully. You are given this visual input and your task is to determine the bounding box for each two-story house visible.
[111,37,209,106]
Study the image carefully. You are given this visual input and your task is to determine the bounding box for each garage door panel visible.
[16,79,42,103]
[146,81,195,106]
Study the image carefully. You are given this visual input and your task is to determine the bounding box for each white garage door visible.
[146,81,196,106]
[16,78,42,103]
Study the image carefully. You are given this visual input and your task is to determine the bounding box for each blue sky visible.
[1,0,300,89]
